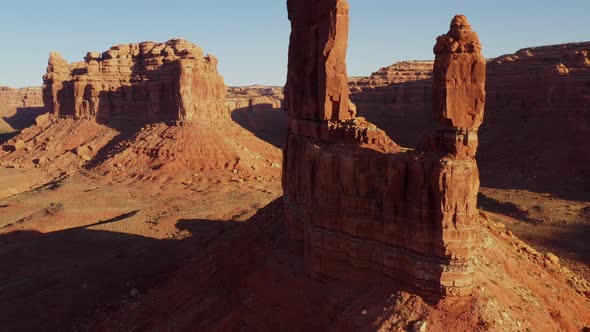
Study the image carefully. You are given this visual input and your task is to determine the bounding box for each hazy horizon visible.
[1,0,589,88]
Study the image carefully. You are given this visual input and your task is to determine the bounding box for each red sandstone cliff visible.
[43,39,227,125]
[1,41,282,183]
[283,3,484,296]
[350,42,590,194]
[0,86,43,108]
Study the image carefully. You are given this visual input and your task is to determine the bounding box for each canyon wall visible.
[42,39,227,126]
[0,86,43,108]
[0,86,45,134]
[283,1,484,297]
[350,42,590,193]
[349,62,433,147]
[228,86,286,148]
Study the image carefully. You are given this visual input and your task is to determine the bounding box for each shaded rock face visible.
[350,42,590,194]
[483,42,590,193]
[0,86,43,108]
[42,39,227,127]
[349,61,434,147]
[227,86,286,148]
[283,5,484,297]
[0,86,45,135]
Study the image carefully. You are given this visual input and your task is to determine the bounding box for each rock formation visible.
[227,86,286,148]
[427,14,486,157]
[483,42,590,191]
[283,3,485,296]
[349,41,590,192]
[0,86,45,134]
[349,61,434,147]
[227,86,284,112]
[3,41,283,181]
[42,39,227,126]
[0,86,43,108]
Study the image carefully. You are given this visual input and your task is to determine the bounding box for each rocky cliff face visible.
[3,41,283,182]
[350,42,590,193]
[349,62,434,147]
[482,42,590,192]
[283,2,485,297]
[0,86,45,135]
[42,39,227,126]
[227,86,286,148]
[0,86,43,108]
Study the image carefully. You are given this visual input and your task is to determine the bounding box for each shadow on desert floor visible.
[231,105,287,149]
[0,207,240,331]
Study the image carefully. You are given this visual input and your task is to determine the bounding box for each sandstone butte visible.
[43,39,227,125]
[283,0,485,296]
[0,39,282,182]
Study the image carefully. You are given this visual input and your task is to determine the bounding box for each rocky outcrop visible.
[3,42,283,181]
[283,3,484,297]
[42,39,227,126]
[349,41,590,193]
[482,42,590,192]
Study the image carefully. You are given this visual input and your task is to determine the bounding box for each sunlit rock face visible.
[42,39,227,126]
[283,3,485,297]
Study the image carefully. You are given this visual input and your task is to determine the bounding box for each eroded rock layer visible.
[283,4,484,296]
[349,42,590,192]
[0,86,45,134]
[42,39,227,125]
[227,86,286,148]
[0,86,43,108]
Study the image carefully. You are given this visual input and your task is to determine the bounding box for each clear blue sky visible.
[1,0,588,87]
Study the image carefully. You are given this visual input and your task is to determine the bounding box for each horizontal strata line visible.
[310,244,473,288]
[309,224,473,268]
[311,245,444,289]
[312,220,479,248]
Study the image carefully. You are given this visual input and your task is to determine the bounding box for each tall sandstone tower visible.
[283,0,486,297]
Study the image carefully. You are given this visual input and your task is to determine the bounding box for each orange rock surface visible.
[2,40,283,184]
[283,5,485,296]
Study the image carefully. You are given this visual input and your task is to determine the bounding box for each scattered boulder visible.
[546,252,560,265]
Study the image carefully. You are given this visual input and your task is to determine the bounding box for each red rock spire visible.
[431,14,486,157]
